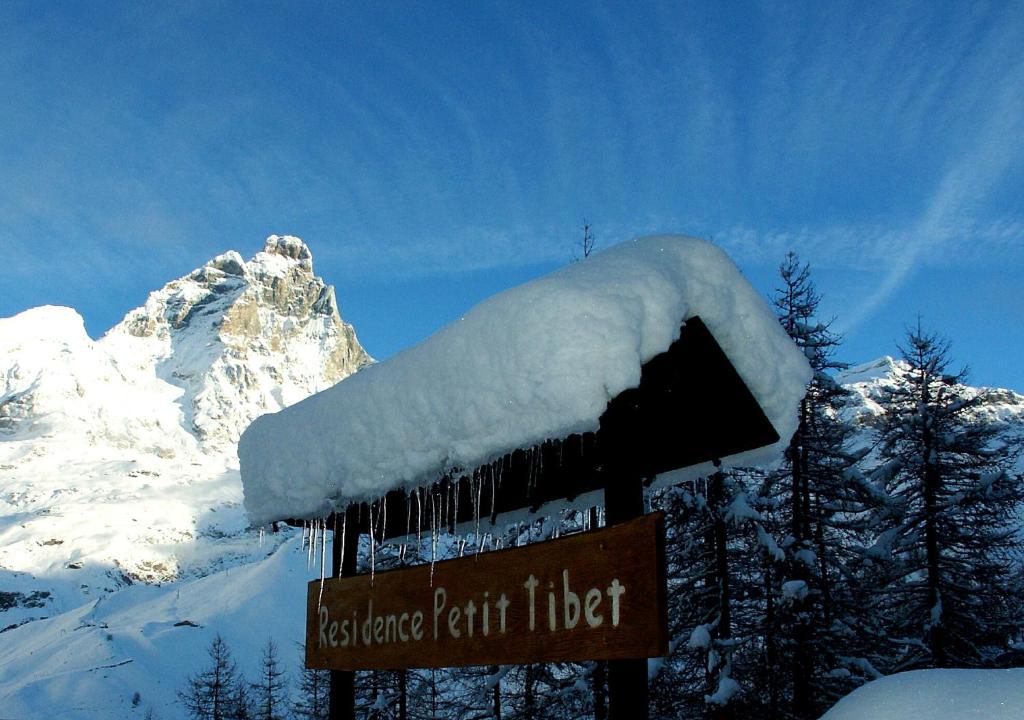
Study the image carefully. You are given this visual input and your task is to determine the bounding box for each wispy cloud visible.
[707,5,1024,333]
[2,1,1023,329]
[838,30,1024,332]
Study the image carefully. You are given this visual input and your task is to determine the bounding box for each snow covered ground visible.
[0,532,318,720]
[820,668,1024,720]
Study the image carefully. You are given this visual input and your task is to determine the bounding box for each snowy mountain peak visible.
[1,234,372,452]
[100,236,371,446]
[0,306,99,435]
[835,355,901,386]
[1,236,370,451]
[836,355,1024,454]
[0,235,371,630]
[261,234,312,264]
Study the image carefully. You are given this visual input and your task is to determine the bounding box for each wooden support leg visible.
[329,507,361,720]
[608,659,648,720]
[604,477,648,720]
[329,671,354,720]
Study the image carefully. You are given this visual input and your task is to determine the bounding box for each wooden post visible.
[604,477,648,720]
[398,669,408,720]
[590,507,608,720]
[330,506,361,720]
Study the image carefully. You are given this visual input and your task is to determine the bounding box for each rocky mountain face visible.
[0,236,370,629]
[1,235,370,450]
[837,356,1024,453]
[830,357,1024,491]
[102,234,371,447]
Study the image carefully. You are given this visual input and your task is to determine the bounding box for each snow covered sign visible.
[239,235,810,534]
[307,513,667,670]
[239,234,808,719]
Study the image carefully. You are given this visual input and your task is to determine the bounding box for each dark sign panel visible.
[306,513,667,671]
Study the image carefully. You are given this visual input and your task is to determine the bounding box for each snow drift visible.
[820,668,1024,720]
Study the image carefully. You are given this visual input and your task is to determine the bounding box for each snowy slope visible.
[0,236,370,636]
[0,533,318,720]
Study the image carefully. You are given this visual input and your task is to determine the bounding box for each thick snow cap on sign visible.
[239,235,811,525]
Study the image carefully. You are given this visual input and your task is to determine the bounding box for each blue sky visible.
[2,1,1022,390]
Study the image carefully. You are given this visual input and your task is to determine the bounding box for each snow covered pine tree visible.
[179,634,247,720]
[872,321,1023,669]
[292,653,330,720]
[768,252,878,717]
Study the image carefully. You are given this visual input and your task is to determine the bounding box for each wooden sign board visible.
[306,512,667,671]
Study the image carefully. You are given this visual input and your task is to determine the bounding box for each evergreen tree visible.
[769,252,878,717]
[651,470,768,720]
[444,664,503,719]
[491,661,592,720]
[873,321,1023,668]
[179,634,243,720]
[648,483,710,718]
[251,638,287,720]
[292,660,329,720]
[573,219,596,261]
[357,668,433,719]
[409,667,460,720]
[228,680,252,720]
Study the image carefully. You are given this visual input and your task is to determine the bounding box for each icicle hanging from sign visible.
[415,488,423,546]
[318,518,327,608]
[474,472,483,549]
[369,501,377,586]
[339,512,348,577]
